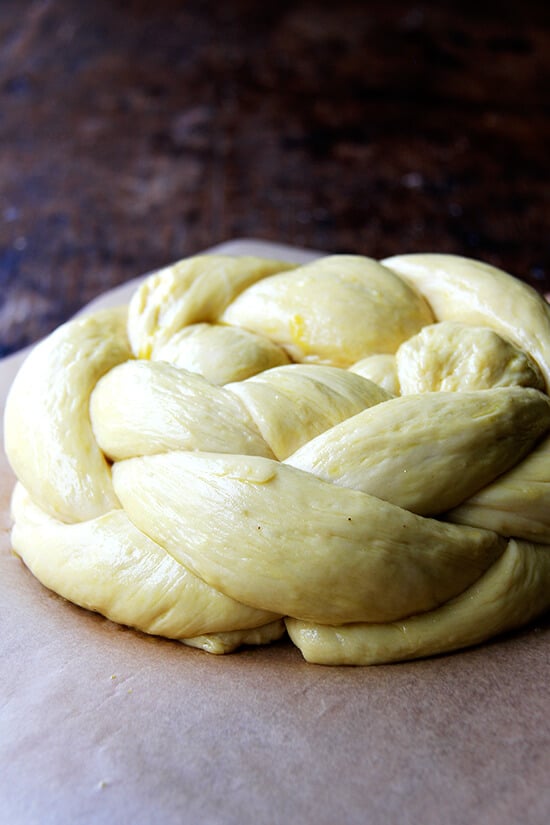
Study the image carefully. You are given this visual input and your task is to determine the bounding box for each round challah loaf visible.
[4,253,550,664]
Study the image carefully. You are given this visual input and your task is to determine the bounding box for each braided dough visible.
[4,253,550,664]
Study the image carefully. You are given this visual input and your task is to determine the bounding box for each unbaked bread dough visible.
[4,253,550,664]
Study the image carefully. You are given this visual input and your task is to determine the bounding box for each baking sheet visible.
[1,239,549,825]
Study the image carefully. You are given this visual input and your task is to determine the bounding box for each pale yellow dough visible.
[286,540,550,666]
[11,484,282,647]
[4,252,550,665]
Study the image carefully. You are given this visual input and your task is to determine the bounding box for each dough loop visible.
[4,253,550,664]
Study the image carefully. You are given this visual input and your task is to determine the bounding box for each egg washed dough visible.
[4,253,550,665]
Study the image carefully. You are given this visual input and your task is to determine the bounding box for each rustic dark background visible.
[0,0,549,356]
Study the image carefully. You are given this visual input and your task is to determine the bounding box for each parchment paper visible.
[1,240,549,825]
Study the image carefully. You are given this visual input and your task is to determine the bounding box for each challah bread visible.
[4,253,550,664]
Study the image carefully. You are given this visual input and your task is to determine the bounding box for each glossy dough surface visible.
[4,253,550,664]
